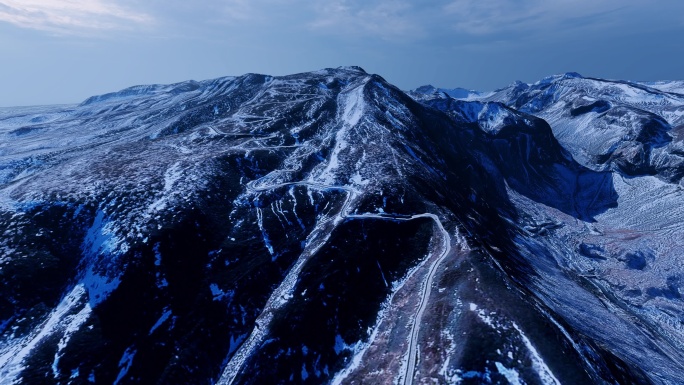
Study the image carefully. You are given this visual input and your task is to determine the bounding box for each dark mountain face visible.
[0,67,683,384]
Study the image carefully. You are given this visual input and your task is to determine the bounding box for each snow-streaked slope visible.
[464,73,684,183]
[414,78,684,385]
[640,80,684,95]
[1,68,683,385]
[408,85,494,102]
[1,66,522,384]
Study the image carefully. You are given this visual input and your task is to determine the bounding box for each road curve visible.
[217,177,459,385]
[217,181,357,385]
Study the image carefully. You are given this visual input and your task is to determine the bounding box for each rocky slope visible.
[0,67,682,384]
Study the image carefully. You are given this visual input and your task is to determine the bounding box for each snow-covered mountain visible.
[1,67,683,384]
[408,85,493,101]
[434,72,684,182]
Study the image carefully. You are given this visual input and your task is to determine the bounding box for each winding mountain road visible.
[217,176,461,385]
[218,77,463,384]
[399,214,454,385]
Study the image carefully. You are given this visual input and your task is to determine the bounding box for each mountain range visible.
[0,66,683,384]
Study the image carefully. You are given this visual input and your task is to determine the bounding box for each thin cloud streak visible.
[305,0,668,41]
[309,0,425,40]
[443,0,635,35]
[0,0,153,34]
[0,0,670,41]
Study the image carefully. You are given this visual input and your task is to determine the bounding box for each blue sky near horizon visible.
[1,0,683,106]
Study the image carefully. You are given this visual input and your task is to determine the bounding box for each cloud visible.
[305,0,658,41]
[0,0,153,34]
[212,0,257,22]
[3,0,673,42]
[442,0,632,35]
[159,0,298,31]
[309,0,425,40]
[305,0,675,41]
[191,0,301,25]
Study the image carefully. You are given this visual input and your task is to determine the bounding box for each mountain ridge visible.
[0,67,683,384]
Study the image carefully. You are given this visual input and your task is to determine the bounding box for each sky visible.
[1,0,683,106]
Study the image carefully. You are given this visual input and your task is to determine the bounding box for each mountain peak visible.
[535,71,583,86]
[336,65,367,73]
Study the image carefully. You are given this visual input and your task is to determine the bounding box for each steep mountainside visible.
[470,73,684,181]
[0,67,683,384]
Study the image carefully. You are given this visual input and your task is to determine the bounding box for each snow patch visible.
[512,322,561,385]
[495,362,522,385]
[0,285,88,383]
[147,162,183,213]
[317,78,368,184]
[113,347,137,385]
[83,210,127,258]
[149,309,172,335]
[52,291,92,378]
[82,268,122,307]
